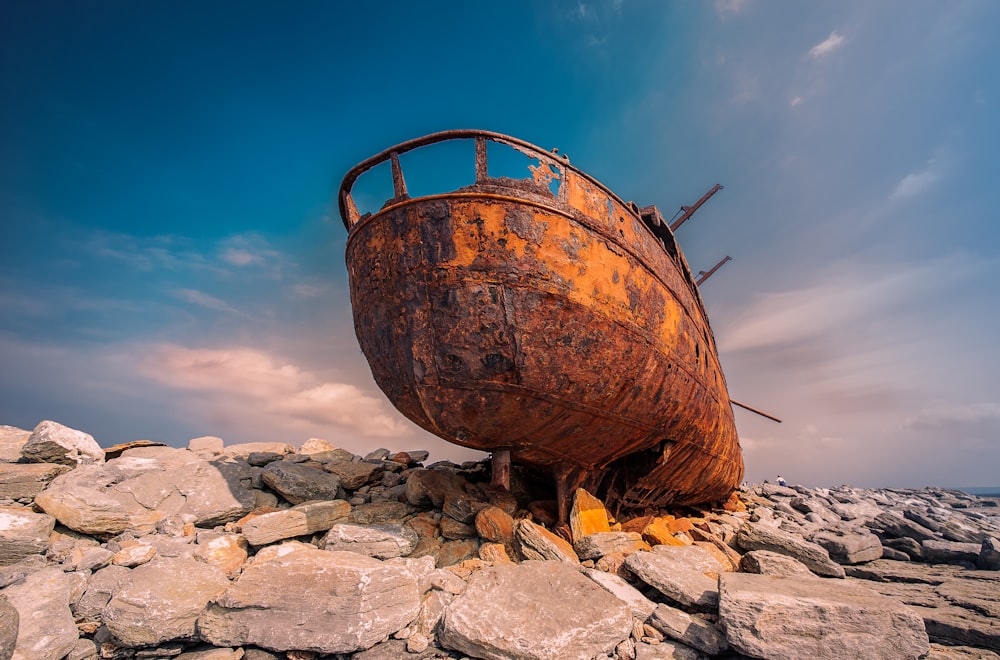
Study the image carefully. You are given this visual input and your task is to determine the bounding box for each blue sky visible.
[2,1,999,488]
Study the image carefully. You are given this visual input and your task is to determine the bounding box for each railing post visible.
[475,137,488,184]
[390,152,408,200]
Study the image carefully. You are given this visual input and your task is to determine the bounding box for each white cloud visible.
[140,344,407,437]
[809,31,846,58]
[789,96,803,107]
[172,288,241,314]
[890,159,941,200]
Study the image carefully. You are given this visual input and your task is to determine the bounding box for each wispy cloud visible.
[140,344,408,437]
[904,402,1000,430]
[890,159,942,200]
[809,31,846,58]
[217,233,285,272]
[171,288,242,315]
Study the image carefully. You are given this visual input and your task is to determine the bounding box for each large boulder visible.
[439,560,633,660]
[515,519,578,563]
[624,545,726,611]
[33,467,162,537]
[718,572,929,659]
[0,426,30,463]
[736,521,845,577]
[0,507,55,566]
[648,603,727,655]
[259,462,342,504]
[19,421,104,466]
[113,460,256,527]
[809,527,883,564]
[322,523,419,559]
[2,567,79,660]
[240,499,350,546]
[103,557,230,647]
[198,542,422,654]
[0,463,71,500]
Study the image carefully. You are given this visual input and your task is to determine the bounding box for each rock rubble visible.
[1,420,999,659]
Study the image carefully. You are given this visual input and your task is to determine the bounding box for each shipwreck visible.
[338,129,744,522]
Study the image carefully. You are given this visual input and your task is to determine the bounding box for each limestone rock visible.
[198,542,422,654]
[219,442,293,460]
[810,527,884,564]
[625,545,724,611]
[575,531,650,560]
[104,557,229,647]
[260,461,342,504]
[0,506,54,565]
[584,568,657,620]
[20,420,104,466]
[736,521,846,577]
[718,572,930,659]
[0,594,18,660]
[240,499,350,546]
[569,488,610,542]
[648,603,727,655]
[439,560,633,660]
[0,426,30,463]
[322,460,382,490]
[2,566,79,660]
[0,463,71,500]
[72,564,131,622]
[34,468,162,537]
[515,519,579,563]
[870,511,938,543]
[922,539,981,565]
[194,533,249,579]
[978,536,1000,570]
[739,549,815,577]
[186,436,223,458]
[323,523,418,558]
[633,640,702,660]
[349,500,410,525]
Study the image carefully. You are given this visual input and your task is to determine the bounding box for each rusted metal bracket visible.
[670,184,723,232]
[696,255,732,286]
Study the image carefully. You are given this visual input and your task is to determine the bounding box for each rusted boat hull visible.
[340,131,742,509]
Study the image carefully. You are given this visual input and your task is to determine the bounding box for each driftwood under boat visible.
[338,130,743,518]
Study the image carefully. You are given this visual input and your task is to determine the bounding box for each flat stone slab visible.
[439,560,632,660]
[719,572,930,659]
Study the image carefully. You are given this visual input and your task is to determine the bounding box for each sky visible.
[2,0,999,489]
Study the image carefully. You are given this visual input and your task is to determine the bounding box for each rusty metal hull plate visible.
[345,181,742,506]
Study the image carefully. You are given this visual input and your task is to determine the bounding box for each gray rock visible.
[20,420,104,466]
[718,572,929,659]
[34,467,161,537]
[260,461,342,504]
[978,536,1000,570]
[0,594,17,660]
[439,560,633,660]
[0,506,54,566]
[0,463,71,500]
[240,499,350,546]
[72,564,131,622]
[323,523,418,558]
[348,500,411,524]
[574,532,648,560]
[64,638,97,660]
[322,460,383,490]
[198,542,422,654]
[760,483,798,498]
[584,568,657,620]
[113,460,256,527]
[870,511,938,543]
[882,546,912,561]
[885,536,925,560]
[922,539,981,565]
[736,521,846,577]
[739,549,815,577]
[810,527,883,564]
[104,557,229,647]
[515,519,579,563]
[0,426,31,464]
[624,545,724,611]
[648,603,727,655]
[2,566,79,660]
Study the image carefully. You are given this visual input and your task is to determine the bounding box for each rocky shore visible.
[2,420,999,660]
